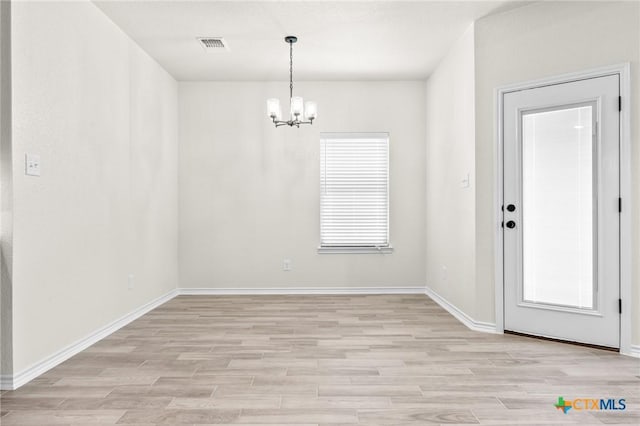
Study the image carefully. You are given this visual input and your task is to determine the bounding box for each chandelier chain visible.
[289,41,293,100]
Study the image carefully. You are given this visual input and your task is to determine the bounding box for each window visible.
[319,133,391,253]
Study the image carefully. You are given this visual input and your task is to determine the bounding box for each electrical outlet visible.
[283,259,292,271]
[25,154,41,176]
[128,274,134,290]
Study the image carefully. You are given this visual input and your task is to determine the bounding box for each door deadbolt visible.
[506,204,516,212]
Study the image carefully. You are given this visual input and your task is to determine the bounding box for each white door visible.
[503,75,620,348]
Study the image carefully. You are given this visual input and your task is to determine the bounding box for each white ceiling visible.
[94,0,525,81]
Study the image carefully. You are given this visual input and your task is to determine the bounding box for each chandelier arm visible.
[274,120,314,127]
[272,118,313,126]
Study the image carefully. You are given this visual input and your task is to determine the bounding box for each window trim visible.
[318,132,392,254]
[317,246,394,254]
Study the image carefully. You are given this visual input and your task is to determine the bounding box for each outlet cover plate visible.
[25,154,41,176]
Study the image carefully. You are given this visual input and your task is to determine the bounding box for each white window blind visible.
[320,133,389,249]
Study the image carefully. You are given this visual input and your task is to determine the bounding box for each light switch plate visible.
[460,173,470,188]
[25,154,41,177]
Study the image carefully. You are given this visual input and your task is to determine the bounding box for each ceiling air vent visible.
[197,37,229,52]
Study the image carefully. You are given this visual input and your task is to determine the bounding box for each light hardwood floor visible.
[1,294,639,425]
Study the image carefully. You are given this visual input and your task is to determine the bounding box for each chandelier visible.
[266,36,317,127]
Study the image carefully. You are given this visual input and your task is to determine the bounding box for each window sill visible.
[317,246,394,254]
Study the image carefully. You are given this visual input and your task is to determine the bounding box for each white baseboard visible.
[424,285,498,334]
[178,286,426,295]
[621,344,640,358]
[1,288,178,390]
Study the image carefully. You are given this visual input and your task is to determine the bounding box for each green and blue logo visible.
[554,396,572,414]
[554,396,626,414]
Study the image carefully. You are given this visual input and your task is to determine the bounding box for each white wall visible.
[10,1,178,375]
[425,25,476,316]
[473,1,640,343]
[1,0,13,378]
[179,81,425,289]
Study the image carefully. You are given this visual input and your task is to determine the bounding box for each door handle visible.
[506,220,516,229]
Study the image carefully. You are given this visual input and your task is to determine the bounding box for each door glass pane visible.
[522,105,595,309]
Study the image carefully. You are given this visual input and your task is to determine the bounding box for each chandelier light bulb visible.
[267,98,281,120]
[291,97,304,118]
[304,101,317,120]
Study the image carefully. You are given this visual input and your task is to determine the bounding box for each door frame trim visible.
[494,63,632,355]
